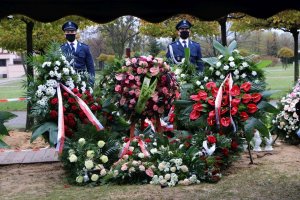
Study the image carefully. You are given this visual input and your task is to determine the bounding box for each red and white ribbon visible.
[215,73,236,132]
[0,97,27,102]
[119,137,150,158]
[56,83,104,153]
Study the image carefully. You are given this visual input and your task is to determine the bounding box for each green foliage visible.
[31,122,58,146]
[0,111,17,148]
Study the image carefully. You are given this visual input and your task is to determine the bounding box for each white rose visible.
[218,55,223,59]
[150,148,158,154]
[180,165,189,172]
[85,160,94,169]
[234,69,239,75]
[174,68,182,75]
[223,65,229,70]
[68,154,78,162]
[76,176,83,183]
[139,165,145,171]
[170,167,176,172]
[220,75,225,79]
[209,67,214,71]
[204,77,209,81]
[216,62,221,67]
[97,140,105,148]
[138,153,145,158]
[242,62,249,67]
[129,146,134,151]
[241,73,247,78]
[78,138,86,146]
[215,71,221,76]
[196,81,201,86]
[229,61,235,67]
[164,174,171,181]
[86,150,95,158]
[91,174,99,182]
[100,155,108,163]
[123,155,129,160]
[180,74,186,78]
[252,71,257,76]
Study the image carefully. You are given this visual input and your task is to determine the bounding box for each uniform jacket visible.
[61,42,95,78]
[166,40,204,72]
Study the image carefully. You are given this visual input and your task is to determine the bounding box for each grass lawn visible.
[0,78,27,111]
[264,64,294,99]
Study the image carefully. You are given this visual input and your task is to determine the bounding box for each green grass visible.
[0,79,27,111]
[264,64,294,99]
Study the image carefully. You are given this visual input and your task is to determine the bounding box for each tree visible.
[278,47,294,69]
[0,15,94,129]
[140,14,219,41]
[98,16,140,58]
[148,37,161,56]
[231,10,300,83]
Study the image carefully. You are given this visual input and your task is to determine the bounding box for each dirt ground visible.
[0,131,300,199]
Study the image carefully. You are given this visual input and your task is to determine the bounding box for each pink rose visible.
[121,163,128,171]
[152,93,159,102]
[146,168,154,177]
[115,73,124,81]
[128,74,134,80]
[120,97,126,105]
[147,55,153,61]
[131,58,137,63]
[125,79,130,84]
[150,67,159,76]
[130,99,136,105]
[135,76,140,82]
[153,105,158,111]
[123,87,129,92]
[135,89,140,97]
[115,85,121,92]
[162,87,169,95]
[143,68,148,73]
[137,67,143,74]
[158,107,164,114]
[129,90,135,95]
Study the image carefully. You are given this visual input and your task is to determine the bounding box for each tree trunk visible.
[218,16,227,46]
[291,28,299,83]
[25,21,34,130]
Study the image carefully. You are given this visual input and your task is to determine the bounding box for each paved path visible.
[4,111,26,129]
[0,148,59,165]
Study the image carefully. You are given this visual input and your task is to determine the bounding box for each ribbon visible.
[214,73,236,132]
[119,136,150,158]
[135,76,157,114]
[56,83,104,153]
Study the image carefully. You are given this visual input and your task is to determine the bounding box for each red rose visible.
[230,85,240,96]
[221,117,230,127]
[49,110,58,119]
[240,111,249,121]
[184,141,191,148]
[76,93,82,98]
[240,82,252,92]
[90,105,98,111]
[84,90,91,95]
[124,137,130,142]
[68,97,76,104]
[205,82,216,90]
[207,135,217,144]
[193,102,203,112]
[127,150,133,156]
[68,119,76,127]
[72,88,79,93]
[190,109,201,120]
[222,148,229,156]
[247,103,258,114]
[169,113,175,123]
[242,94,252,104]
[221,108,228,115]
[221,95,229,106]
[231,98,241,107]
[207,116,216,126]
[71,105,78,111]
[65,128,73,137]
[63,92,69,98]
[50,98,58,105]
[144,138,151,143]
[252,93,262,103]
[79,111,85,119]
[231,106,238,116]
[231,140,238,150]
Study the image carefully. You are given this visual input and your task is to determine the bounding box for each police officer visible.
[61,21,95,86]
[166,19,204,72]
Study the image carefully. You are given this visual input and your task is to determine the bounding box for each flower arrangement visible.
[272,80,300,144]
[28,43,102,147]
[113,56,179,124]
[61,137,117,185]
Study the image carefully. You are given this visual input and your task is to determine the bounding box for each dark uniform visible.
[166,19,204,72]
[61,21,95,85]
